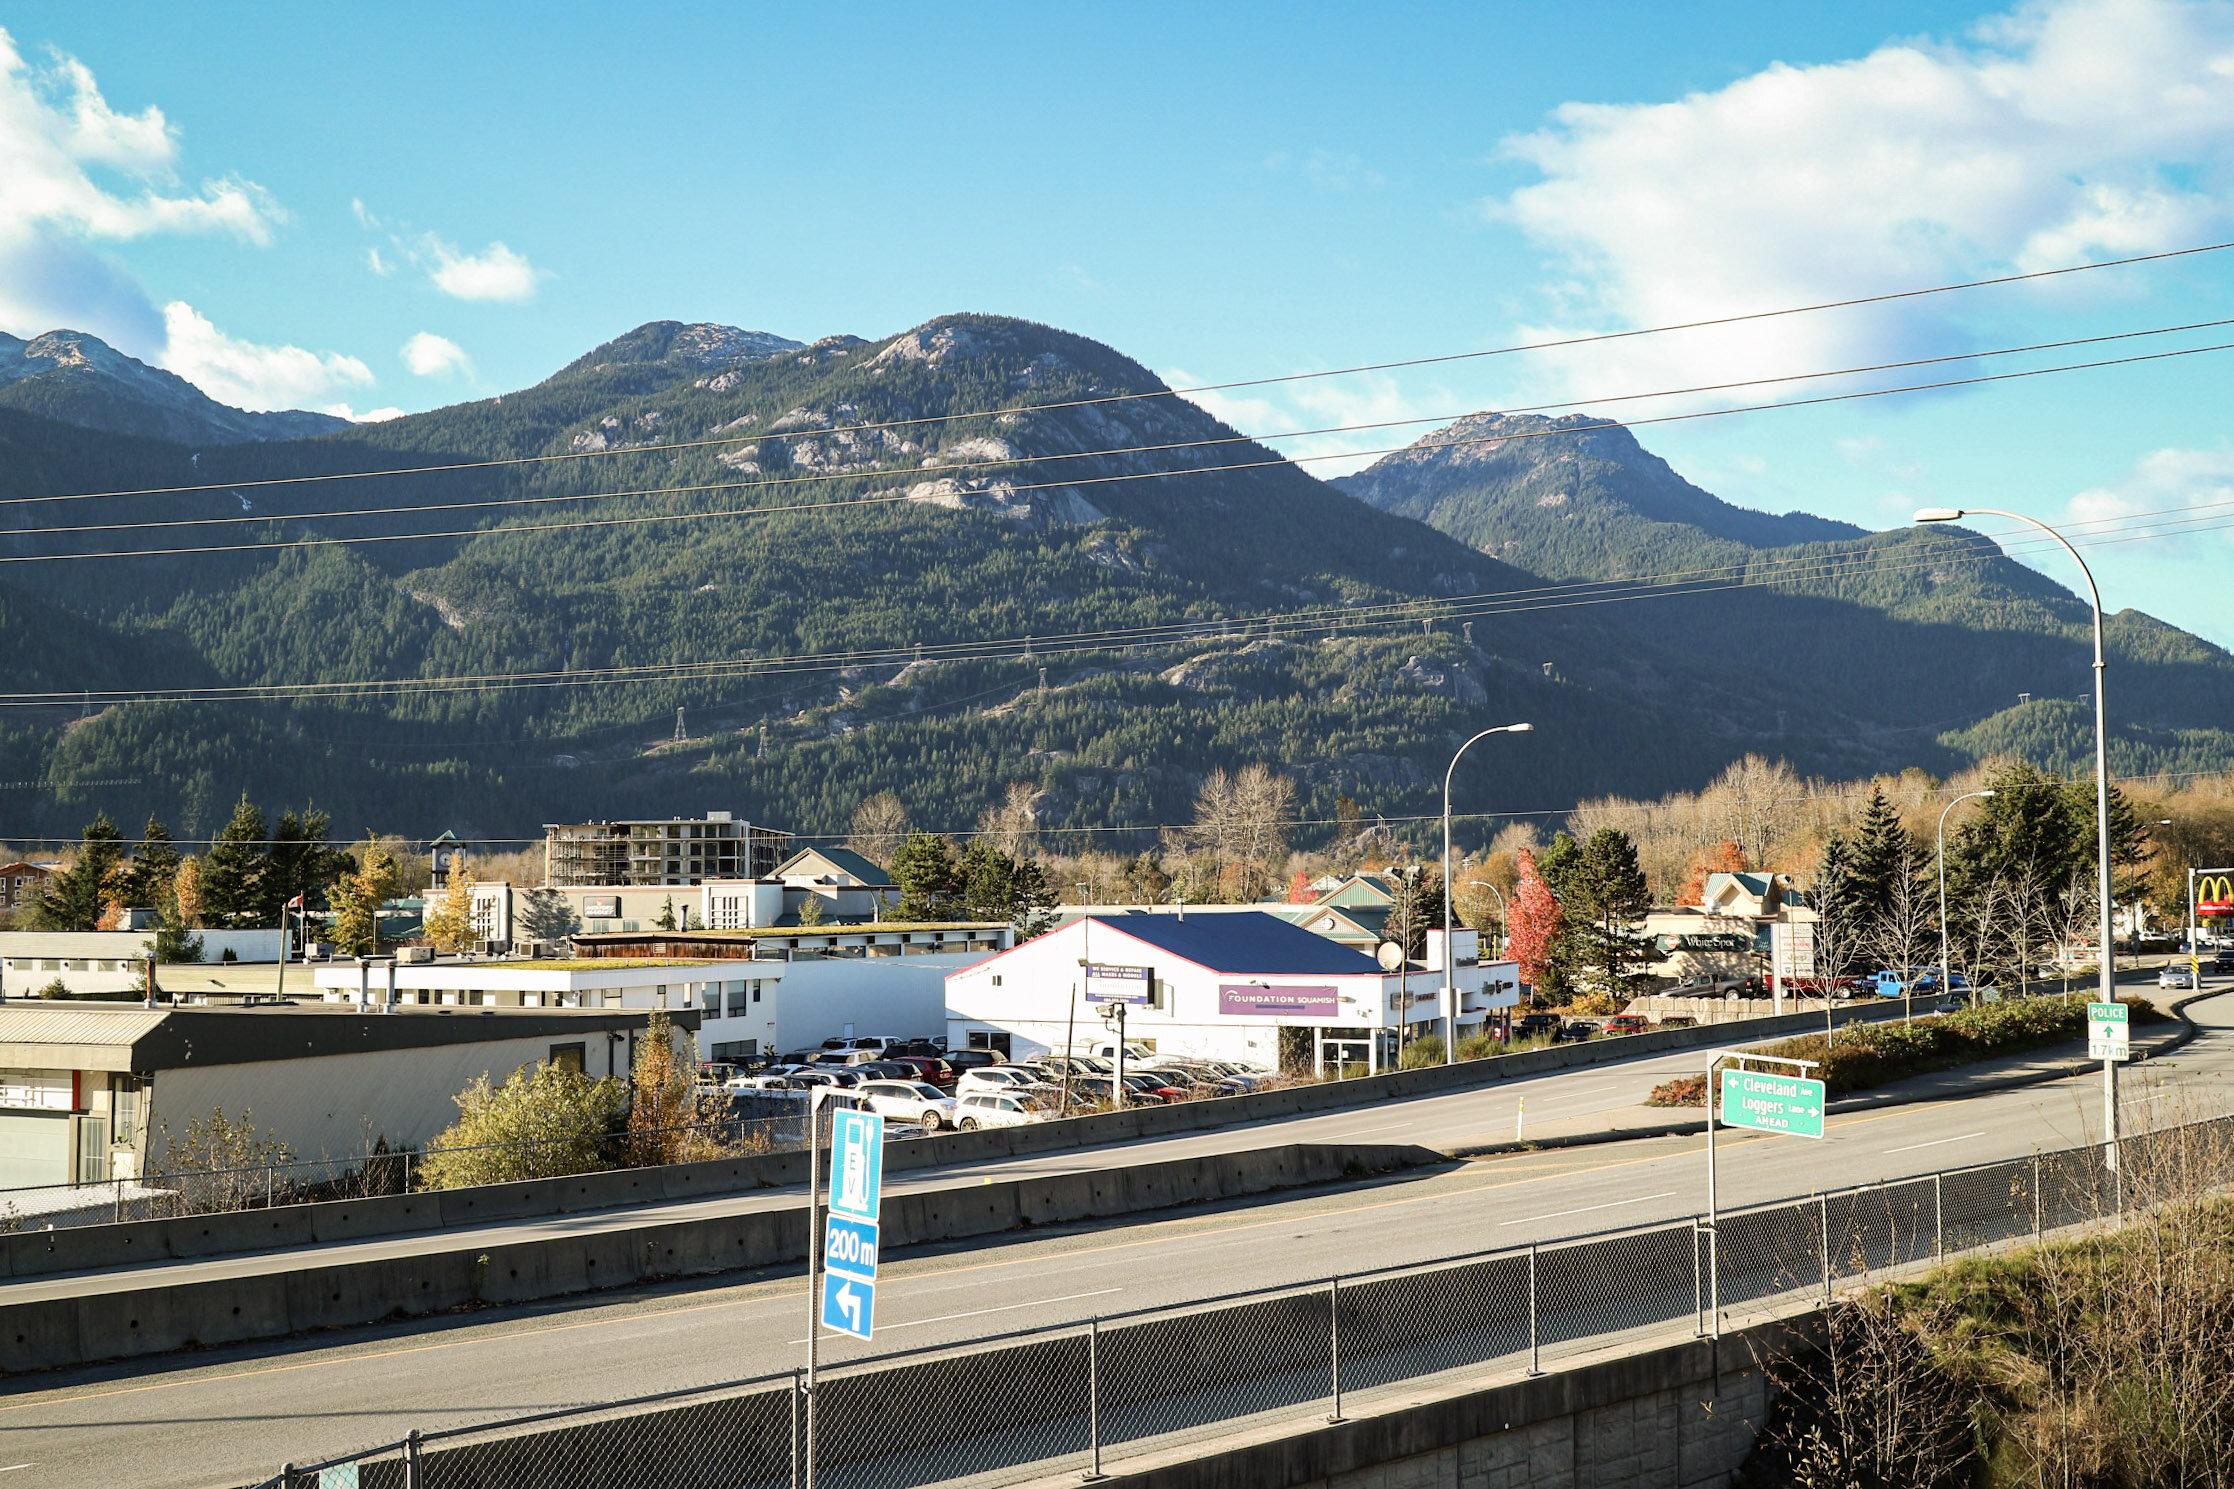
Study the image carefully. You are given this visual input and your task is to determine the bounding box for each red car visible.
[1602,1014,1650,1036]
[886,1055,957,1089]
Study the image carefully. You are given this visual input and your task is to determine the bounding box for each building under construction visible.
[542,812,793,887]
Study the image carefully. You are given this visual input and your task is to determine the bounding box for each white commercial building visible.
[307,952,964,1065]
[944,911,1518,1073]
[0,930,287,998]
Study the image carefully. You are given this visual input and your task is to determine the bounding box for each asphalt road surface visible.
[12,975,2226,1489]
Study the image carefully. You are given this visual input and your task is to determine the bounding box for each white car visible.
[858,1080,960,1133]
[2160,966,2196,990]
[956,1066,1048,1096]
[953,1091,1053,1130]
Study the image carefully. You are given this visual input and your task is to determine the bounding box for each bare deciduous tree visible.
[845,791,911,868]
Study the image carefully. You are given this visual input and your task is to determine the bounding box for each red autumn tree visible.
[1677,840,1750,907]
[1506,849,1563,987]
[1286,868,1315,903]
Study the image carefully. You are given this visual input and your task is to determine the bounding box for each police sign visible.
[2088,1001,2130,1061]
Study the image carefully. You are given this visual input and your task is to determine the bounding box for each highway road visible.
[10,976,2227,1489]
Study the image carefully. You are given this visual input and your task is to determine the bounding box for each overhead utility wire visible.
[4,496,2222,709]
[34,238,2234,505]
[14,313,2233,542]
[3,504,2219,707]
[7,335,2233,570]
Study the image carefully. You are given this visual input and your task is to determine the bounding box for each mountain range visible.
[0,316,2226,849]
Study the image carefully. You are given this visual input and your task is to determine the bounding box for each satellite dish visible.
[1376,940,1408,973]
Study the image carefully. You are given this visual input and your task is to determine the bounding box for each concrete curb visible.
[1437,992,2203,1162]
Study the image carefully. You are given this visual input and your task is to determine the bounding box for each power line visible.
[29,237,2234,506]
[6,334,2233,570]
[12,312,2232,542]
[2,493,2224,710]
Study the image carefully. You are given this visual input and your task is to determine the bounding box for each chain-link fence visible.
[232,1110,2234,1489]
[2,1109,812,1233]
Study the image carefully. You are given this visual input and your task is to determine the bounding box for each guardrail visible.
[231,1107,2234,1489]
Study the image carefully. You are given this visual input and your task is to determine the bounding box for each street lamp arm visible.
[1442,723,1532,1066]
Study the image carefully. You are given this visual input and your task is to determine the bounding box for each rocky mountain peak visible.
[552,321,804,381]
[0,328,348,445]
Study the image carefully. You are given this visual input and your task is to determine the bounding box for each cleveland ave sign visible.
[1719,1067,1827,1140]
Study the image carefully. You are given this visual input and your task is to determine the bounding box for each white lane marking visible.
[1499,1191,1675,1226]
[787,1287,1122,1342]
[1882,1131,1985,1155]
[0,1466,32,1474]
[1341,1121,1416,1135]
[2125,1092,2177,1106]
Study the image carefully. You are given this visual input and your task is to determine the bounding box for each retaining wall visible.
[3,999,1909,1285]
[0,1141,1438,1374]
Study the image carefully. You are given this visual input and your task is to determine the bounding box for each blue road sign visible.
[824,1214,880,1277]
[820,1268,876,1340]
[829,1108,885,1223]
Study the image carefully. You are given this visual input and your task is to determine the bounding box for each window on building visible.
[548,1043,586,1074]
[991,974,1003,987]
[751,979,762,1005]
[968,1030,1013,1057]
[724,980,748,1017]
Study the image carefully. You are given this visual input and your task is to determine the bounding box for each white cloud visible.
[0,28,283,352]
[1494,0,2234,399]
[2067,445,2234,544]
[322,402,406,423]
[157,301,373,412]
[400,330,470,378]
[419,236,540,301]
[365,245,391,276]
[1170,366,1447,476]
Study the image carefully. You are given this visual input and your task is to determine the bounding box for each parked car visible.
[2214,950,2234,974]
[957,1065,1049,1096]
[1560,1019,1601,1041]
[1655,1016,1696,1029]
[944,1048,1004,1073]
[857,1080,960,1133]
[2161,966,2196,990]
[954,1091,1053,1130]
[884,1055,956,1089]
[1601,1014,1650,1036]
[1116,1073,1189,1104]
[1513,1013,1562,1040]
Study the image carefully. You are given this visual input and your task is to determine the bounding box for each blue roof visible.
[1087,911,1384,975]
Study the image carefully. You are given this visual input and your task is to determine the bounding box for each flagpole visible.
[275,900,288,1002]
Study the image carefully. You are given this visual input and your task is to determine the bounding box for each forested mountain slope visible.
[0,317,2226,846]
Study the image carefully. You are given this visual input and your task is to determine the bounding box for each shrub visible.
[420,1061,627,1189]
[1398,1034,1446,1069]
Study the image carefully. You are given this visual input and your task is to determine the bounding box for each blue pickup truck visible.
[1860,968,1968,998]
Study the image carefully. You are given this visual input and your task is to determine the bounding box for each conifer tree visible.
[198,796,268,929]
[34,813,125,931]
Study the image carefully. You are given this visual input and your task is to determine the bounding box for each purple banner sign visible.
[1218,983,1339,1018]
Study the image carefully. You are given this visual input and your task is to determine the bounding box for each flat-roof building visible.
[543,812,792,887]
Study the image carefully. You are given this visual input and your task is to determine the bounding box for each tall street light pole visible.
[1444,722,1533,1064]
[1466,879,1509,959]
[1936,789,1996,1011]
[1917,507,2117,1156]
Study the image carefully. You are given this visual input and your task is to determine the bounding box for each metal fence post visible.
[114,1175,123,1225]
[1819,1193,1832,1302]
[404,1428,422,1489]
[265,1162,273,1209]
[2032,1155,2043,1241]
[1327,1278,1344,1423]
[1691,1218,1704,1337]
[278,1465,293,1489]
[1527,1245,1541,1376]
[790,1369,802,1489]
[1089,1314,1105,1479]
[1934,1173,1945,1265]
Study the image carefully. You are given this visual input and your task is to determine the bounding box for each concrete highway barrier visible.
[0,999,1911,1285]
[0,1141,1439,1374]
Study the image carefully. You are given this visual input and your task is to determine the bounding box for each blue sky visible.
[8,0,2234,646]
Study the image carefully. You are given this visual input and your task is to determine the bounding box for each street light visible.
[1917,506,2118,1157]
[1466,879,1509,959]
[1443,722,1534,1064]
[1936,789,1995,1013]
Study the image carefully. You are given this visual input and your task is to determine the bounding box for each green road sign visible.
[1720,1068,1826,1140]
[2088,1001,2130,1060]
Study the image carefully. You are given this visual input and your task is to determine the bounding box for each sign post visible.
[1085,963,1152,1110]
[2089,1000,2128,1184]
[1703,1050,1823,1338]
[803,1094,882,1489]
